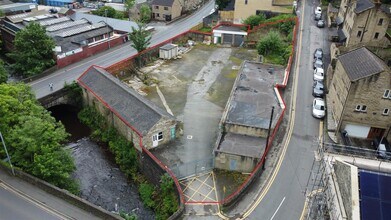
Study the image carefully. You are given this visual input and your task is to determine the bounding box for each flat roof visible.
[217,133,266,158]
[225,61,284,129]
[160,43,177,50]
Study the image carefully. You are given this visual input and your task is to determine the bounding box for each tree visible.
[91,6,116,18]
[8,22,55,77]
[0,83,78,193]
[124,0,136,20]
[256,31,284,56]
[139,4,152,23]
[243,14,266,29]
[216,0,230,10]
[0,60,8,83]
[129,23,152,53]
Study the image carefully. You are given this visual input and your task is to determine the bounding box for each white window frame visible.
[355,104,367,112]
[383,89,390,98]
[383,108,389,116]
[355,105,362,112]
[157,132,163,141]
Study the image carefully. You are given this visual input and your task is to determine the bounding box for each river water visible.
[49,105,154,219]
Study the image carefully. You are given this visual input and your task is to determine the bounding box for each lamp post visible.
[105,9,111,49]
[0,131,15,175]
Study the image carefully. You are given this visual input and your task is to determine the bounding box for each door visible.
[344,124,370,138]
[152,134,158,147]
[229,159,237,171]
[367,127,385,139]
[170,127,176,140]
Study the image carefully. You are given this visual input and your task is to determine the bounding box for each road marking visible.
[0,182,72,220]
[240,0,306,218]
[270,197,286,220]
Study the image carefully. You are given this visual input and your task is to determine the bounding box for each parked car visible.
[314,48,323,59]
[317,20,325,28]
[372,137,391,159]
[315,13,322,21]
[312,98,326,119]
[314,67,324,81]
[313,58,323,69]
[315,7,322,15]
[313,81,324,97]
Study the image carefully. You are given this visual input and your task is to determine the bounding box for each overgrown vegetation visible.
[7,22,55,78]
[216,0,231,9]
[0,83,78,194]
[64,81,83,106]
[139,4,152,23]
[0,60,8,83]
[78,106,178,219]
[243,14,266,29]
[91,6,125,19]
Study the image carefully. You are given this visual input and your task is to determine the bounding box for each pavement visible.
[0,168,102,220]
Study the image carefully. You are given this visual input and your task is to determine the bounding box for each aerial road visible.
[29,0,215,99]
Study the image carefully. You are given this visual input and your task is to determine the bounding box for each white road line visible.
[270,197,286,220]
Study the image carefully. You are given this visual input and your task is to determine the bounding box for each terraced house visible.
[151,0,182,21]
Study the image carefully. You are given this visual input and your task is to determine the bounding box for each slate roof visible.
[78,66,174,134]
[338,47,386,81]
[152,0,175,7]
[69,11,137,33]
[354,0,375,14]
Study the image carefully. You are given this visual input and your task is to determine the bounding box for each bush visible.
[139,183,156,208]
[257,31,284,56]
[244,14,266,29]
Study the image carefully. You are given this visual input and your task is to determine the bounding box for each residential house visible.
[232,0,291,24]
[336,0,391,47]
[327,47,391,141]
[151,0,182,22]
[78,66,178,151]
[214,61,284,172]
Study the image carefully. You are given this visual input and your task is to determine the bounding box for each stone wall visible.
[214,151,258,173]
[144,118,177,150]
[225,123,269,138]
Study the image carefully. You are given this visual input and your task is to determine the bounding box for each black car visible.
[313,81,324,97]
[314,48,323,59]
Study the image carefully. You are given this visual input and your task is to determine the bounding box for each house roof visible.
[217,133,266,158]
[151,0,175,7]
[354,0,375,14]
[78,66,174,135]
[338,47,386,81]
[380,4,391,15]
[69,11,137,33]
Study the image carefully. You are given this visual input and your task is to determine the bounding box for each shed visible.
[159,44,178,60]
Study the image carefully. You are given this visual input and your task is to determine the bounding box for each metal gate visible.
[170,157,214,180]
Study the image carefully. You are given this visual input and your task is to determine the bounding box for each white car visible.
[314,67,324,81]
[315,7,322,15]
[312,98,326,119]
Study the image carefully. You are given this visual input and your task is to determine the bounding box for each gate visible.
[170,157,214,180]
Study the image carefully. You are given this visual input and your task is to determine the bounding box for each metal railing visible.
[170,157,214,180]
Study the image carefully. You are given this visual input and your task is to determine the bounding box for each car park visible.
[315,7,322,15]
[314,48,323,59]
[312,98,326,119]
[313,81,324,97]
[313,58,323,69]
[314,68,324,81]
[317,20,325,28]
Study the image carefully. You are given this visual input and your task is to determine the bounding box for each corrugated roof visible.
[151,0,175,7]
[5,10,47,23]
[354,0,375,14]
[69,11,137,33]
[338,47,385,81]
[78,66,174,134]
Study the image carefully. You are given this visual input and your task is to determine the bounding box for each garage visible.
[213,24,247,46]
[344,124,370,138]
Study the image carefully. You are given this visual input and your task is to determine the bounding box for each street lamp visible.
[0,131,15,175]
[105,9,111,49]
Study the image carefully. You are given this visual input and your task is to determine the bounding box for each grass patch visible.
[214,169,248,199]
[264,54,285,65]
[225,69,238,79]
[229,56,242,65]
[198,27,212,33]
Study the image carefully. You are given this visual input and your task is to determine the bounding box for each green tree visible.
[139,4,152,23]
[124,0,136,20]
[256,31,284,56]
[216,0,230,10]
[139,183,155,208]
[0,83,78,193]
[0,60,8,83]
[129,23,152,53]
[243,14,266,29]
[157,174,178,220]
[92,6,116,18]
[7,22,55,77]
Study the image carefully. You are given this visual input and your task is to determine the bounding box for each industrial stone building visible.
[214,61,284,172]
[78,66,178,151]
[327,47,391,140]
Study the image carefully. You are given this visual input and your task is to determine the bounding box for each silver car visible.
[312,98,326,119]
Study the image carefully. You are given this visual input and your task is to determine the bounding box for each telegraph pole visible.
[0,131,15,175]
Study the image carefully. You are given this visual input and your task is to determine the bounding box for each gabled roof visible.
[78,66,174,135]
[152,0,175,7]
[338,47,386,81]
[354,0,375,14]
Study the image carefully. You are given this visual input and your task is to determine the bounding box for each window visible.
[164,6,168,10]
[158,132,163,141]
[156,13,160,17]
[355,105,367,112]
[374,32,379,39]
[378,18,384,26]
[154,5,159,9]
[383,89,390,98]
[383,108,389,116]
[357,31,362,37]
[245,0,248,4]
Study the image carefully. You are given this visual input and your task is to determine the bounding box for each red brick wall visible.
[57,36,126,68]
